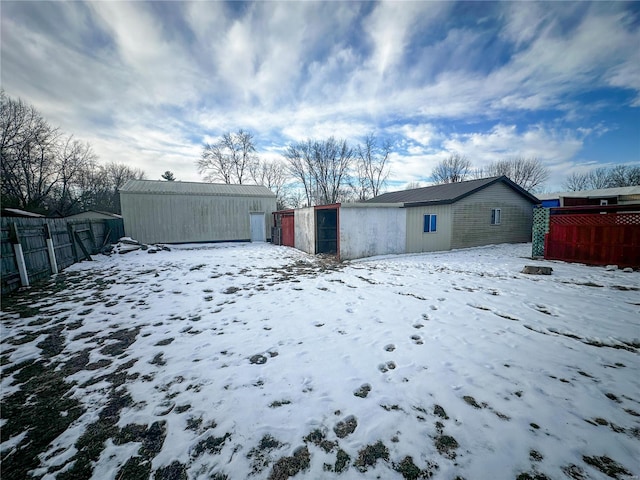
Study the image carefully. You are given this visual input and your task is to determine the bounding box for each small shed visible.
[120,180,276,244]
[274,176,539,260]
[369,176,540,253]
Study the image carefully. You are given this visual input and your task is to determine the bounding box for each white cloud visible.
[1,1,637,191]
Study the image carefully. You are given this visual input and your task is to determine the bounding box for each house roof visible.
[65,210,123,219]
[1,208,45,218]
[120,180,276,198]
[536,185,640,200]
[367,176,540,206]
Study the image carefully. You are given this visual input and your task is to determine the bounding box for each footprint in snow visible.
[411,335,424,345]
[378,361,396,373]
[384,344,396,352]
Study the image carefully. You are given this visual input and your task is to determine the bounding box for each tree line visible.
[428,154,550,191]
[198,130,391,208]
[1,91,145,216]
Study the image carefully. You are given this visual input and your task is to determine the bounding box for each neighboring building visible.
[274,176,540,260]
[120,180,277,244]
[1,208,45,218]
[65,210,123,220]
[537,186,640,208]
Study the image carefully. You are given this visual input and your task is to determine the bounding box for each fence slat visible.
[1,216,124,295]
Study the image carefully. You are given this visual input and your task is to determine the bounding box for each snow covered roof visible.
[367,176,539,206]
[536,185,640,200]
[120,180,276,198]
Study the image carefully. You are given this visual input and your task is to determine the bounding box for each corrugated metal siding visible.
[120,180,275,197]
[339,207,406,260]
[405,204,453,253]
[121,192,276,244]
[294,207,315,254]
[451,182,534,249]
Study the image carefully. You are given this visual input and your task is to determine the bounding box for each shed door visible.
[250,213,266,242]
[281,214,295,247]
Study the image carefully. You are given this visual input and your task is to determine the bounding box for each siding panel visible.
[339,206,406,260]
[121,193,276,244]
[451,182,534,249]
[405,205,453,253]
[294,207,315,254]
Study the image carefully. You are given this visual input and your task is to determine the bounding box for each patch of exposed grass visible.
[268,446,310,480]
[582,455,632,479]
[463,395,482,409]
[393,456,439,480]
[434,435,459,460]
[247,435,283,474]
[154,461,188,480]
[354,440,389,472]
[304,429,336,453]
[0,361,84,480]
[334,415,358,438]
[191,432,231,457]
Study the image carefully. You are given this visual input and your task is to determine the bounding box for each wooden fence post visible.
[10,222,29,287]
[44,223,59,274]
[68,223,79,262]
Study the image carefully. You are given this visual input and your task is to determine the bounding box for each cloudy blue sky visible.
[2,1,639,191]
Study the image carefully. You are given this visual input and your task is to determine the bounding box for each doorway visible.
[316,207,338,254]
[250,213,266,242]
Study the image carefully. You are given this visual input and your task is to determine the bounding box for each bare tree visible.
[483,157,549,191]
[563,164,640,191]
[607,164,640,187]
[563,171,591,191]
[51,136,97,215]
[90,162,146,213]
[1,90,61,212]
[404,181,423,190]
[431,154,471,184]
[284,137,353,206]
[250,158,289,209]
[198,129,258,184]
[352,133,391,200]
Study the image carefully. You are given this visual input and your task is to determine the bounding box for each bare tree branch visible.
[431,154,471,184]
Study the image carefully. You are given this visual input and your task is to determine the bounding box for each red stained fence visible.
[544,209,640,267]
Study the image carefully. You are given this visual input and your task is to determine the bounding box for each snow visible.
[1,242,639,479]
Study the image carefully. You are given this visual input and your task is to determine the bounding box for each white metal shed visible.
[120,180,276,244]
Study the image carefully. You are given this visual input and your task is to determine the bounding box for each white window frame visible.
[423,214,437,233]
[491,208,501,225]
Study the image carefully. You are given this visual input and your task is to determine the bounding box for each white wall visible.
[339,206,406,260]
[121,193,276,244]
[294,207,315,254]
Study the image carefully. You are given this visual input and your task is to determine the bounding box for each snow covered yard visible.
[1,242,638,480]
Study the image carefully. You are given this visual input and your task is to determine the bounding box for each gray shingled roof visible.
[367,176,539,206]
[120,180,276,197]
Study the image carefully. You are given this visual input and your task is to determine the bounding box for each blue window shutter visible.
[491,209,496,224]
[431,215,437,232]
[423,215,429,232]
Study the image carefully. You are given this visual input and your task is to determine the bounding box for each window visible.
[423,214,437,233]
[491,208,501,225]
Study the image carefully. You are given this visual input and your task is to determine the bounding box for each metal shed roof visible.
[536,185,640,200]
[120,180,276,197]
[367,176,539,206]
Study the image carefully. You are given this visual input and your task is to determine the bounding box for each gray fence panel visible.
[1,217,124,295]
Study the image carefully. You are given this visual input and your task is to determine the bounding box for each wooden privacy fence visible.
[1,217,124,295]
[544,208,640,268]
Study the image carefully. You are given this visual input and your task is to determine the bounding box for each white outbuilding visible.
[120,180,276,244]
